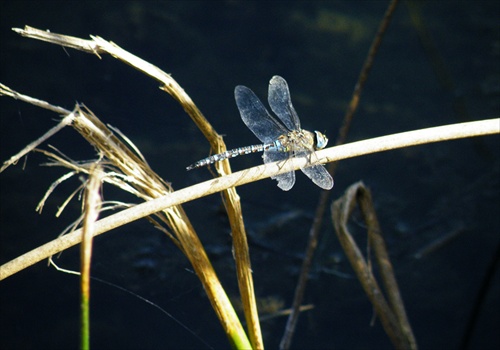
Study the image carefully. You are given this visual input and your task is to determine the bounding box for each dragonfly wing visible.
[300,164,334,190]
[235,85,287,143]
[295,149,334,190]
[268,75,301,131]
[263,150,296,191]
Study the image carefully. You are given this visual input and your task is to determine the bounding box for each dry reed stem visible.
[10,25,261,348]
[0,97,250,348]
[281,1,401,346]
[354,182,417,349]
[331,182,417,349]
[81,164,103,289]
[80,164,103,350]
[1,100,498,282]
[72,106,252,349]
[8,24,262,347]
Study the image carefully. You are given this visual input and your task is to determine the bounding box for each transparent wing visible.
[263,150,296,191]
[268,75,301,131]
[300,165,334,190]
[235,85,287,143]
[296,150,334,190]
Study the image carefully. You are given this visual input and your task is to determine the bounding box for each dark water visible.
[1,1,499,349]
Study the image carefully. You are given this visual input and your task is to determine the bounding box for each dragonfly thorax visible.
[269,129,318,153]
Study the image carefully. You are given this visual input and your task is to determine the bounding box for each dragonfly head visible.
[313,131,329,150]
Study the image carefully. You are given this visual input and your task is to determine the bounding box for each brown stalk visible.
[331,181,417,349]
[3,26,254,349]
[80,163,103,349]
[280,1,400,348]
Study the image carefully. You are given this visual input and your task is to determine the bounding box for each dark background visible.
[1,1,499,349]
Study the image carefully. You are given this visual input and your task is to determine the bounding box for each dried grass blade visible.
[10,26,261,346]
[356,183,417,349]
[331,181,416,349]
[80,164,103,350]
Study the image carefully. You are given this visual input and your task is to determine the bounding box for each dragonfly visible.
[187,75,334,191]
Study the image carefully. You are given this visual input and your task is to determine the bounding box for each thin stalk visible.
[80,165,103,350]
[1,115,497,280]
[280,1,400,347]
[9,25,261,348]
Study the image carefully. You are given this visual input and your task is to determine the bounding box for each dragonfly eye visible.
[313,131,329,150]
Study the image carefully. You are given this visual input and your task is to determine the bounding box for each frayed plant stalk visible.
[9,25,263,348]
[0,90,251,348]
[0,84,73,172]
[1,84,498,282]
[76,105,252,349]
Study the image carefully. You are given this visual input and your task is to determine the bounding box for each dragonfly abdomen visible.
[186,143,270,170]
